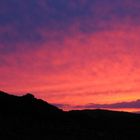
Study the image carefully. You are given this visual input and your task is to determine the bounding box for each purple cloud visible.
[1,0,140,45]
[83,100,140,109]
[54,99,140,110]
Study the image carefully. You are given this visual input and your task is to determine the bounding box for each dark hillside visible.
[0,91,140,140]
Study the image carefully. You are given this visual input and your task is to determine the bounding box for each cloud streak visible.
[54,99,140,111]
[81,99,140,109]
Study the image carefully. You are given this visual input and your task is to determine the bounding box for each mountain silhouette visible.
[0,91,140,140]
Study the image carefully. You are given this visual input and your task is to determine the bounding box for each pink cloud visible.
[1,23,140,106]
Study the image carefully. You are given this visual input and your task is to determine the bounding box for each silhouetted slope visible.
[0,91,140,140]
[0,91,62,116]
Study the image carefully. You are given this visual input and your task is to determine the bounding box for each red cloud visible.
[0,24,140,107]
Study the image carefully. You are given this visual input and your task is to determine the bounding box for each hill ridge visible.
[0,90,140,140]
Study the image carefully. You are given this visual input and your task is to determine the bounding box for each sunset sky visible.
[0,0,140,112]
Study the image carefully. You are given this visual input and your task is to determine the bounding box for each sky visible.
[0,0,140,112]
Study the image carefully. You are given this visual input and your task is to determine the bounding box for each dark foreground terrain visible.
[0,91,140,140]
